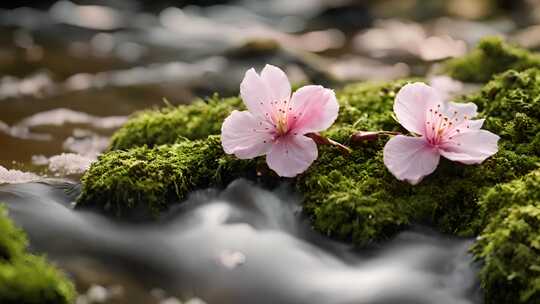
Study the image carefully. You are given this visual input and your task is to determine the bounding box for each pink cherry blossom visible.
[221,64,339,177]
[383,82,499,185]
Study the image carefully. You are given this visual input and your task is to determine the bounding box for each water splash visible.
[0,179,482,304]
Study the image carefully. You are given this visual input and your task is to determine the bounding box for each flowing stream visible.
[0,178,482,304]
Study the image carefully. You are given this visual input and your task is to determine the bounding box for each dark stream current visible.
[0,178,482,304]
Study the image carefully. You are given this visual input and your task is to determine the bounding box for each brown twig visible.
[350,131,401,143]
[306,132,352,155]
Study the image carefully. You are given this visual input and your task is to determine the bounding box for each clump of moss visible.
[472,171,540,303]
[0,205,76,304]
[460,68,540,164]
[110,95,243,150]
[79,79,415,221]
[297,69,539,243]
[443,36,540,83]
[78,136,258,217]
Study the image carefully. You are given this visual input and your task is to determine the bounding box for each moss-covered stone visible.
[444,36,540,83]
[79,67,540,301]
[78,136,258,217]
[80,70,540,239]
[296,69,539,243]
[473,172,540,303]
[0,205,76,304]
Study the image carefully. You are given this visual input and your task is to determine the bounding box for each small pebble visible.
[160,297,182,304]
[185,298,207,304]
[75,295,89,304]
[218,250,246,269]
[86,285,108,303]
[151,288,167,299]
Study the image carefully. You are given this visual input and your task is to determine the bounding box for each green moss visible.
[332,79,417,131]
[0,205,76,304]
[473,169,540,304]
[444,36,540,83]
[110,95,243,150]
[463,69,540,155]
[78,136,258,217]
[297,69,539,244]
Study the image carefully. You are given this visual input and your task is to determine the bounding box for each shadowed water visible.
[0,179,482,304]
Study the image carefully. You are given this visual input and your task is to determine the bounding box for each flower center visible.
[425,104,469,146]
[271,99,293,136]
[276,117,288,135]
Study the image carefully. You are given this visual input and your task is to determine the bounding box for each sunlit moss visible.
[0,205,76,304]
[109,95,243,150]
[444,36,540,83]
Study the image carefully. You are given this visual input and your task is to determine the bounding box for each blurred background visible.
[1,0,540,180]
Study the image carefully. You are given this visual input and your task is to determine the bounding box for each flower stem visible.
[306,133,352,155]
[350,131,401,143]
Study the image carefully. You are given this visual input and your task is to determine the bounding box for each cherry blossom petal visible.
[439,130,499,164]
[288,85,339,134]
[260,64,291,105]
[240,68,274,118]
[447,102,478,119]
[394,82,442,136]
[429,75,463,100]
[266,135,318,177]
[383,135,440,185]
[460,118,484,133]
[221,110,273,159]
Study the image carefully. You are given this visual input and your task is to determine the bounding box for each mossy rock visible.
[79,69,539,239]
[78,79,414,222]
[0,205,76,304]
[78,136,258,217]
[444,36,540,83]
[78,67,540,302]
[109,95,243,150]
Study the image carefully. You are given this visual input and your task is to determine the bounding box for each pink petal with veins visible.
[260,65,291,104]
[383,135,440,185]
[221,110,273,159]
[266,135,318,178]
[288,85,339,134]
[240,68,275,119]
[394,82,442,135]
[439,130,500,165]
